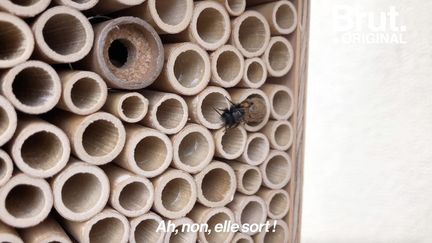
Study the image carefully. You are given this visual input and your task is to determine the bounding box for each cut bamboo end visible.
[228,88,271,132]
[232,233,253,243]
[103,164,154,218]
[84,17,163,89]
[259,150,292,189]
[0,221,23,243]
[213,126,247,160]
[0,95,17,147]
[239,132,270,166]
[0,173,53,228]
[151,43,210,96]
[58,70,108,115]
[92,0,146,14]
[253,219,289,243]
[152,169,197,219]
[0,0,50,18]
[130,212,165,243]
[50,111,126,165]
[194,161,236,207]
[229,161,262,195]
[0,12,34,68]
[32,6,94,63]
[238,57,267,88]
[217,0,245,16]
[104,92,148,123]
[140,91,189,134]
[51,160,110,222]
[122,0,193,34]
[1,61,61,115]
[227,194,267,235]
[186,86,231,129]
[210,45,244,87]
[230,10,270,58]
[262,36,294,77]
[163,217,197,243]
[63,207,129,243]
[9,117,70,178]
[261,120,293,150]
[19,217,72,243]
[115,125,172,178]
[188,205,235,243]
[252,0,297,35]
[54,0,99,11]
[261,84,294,120]
[172,124,215,173]
[177,1,230,51]
[0,150,12,187]
[257,188,289,220]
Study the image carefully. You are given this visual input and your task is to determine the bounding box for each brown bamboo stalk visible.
[261,84,294,120]
[103,91,148,123]
[0,95,16,147]
[54,0,99,11]
[92,0,146,14]
[238,57,267,88]
[259,150,292,189]
[19,217,72,243]
[163,217,197,243]
[229,161,262,195]
[211,0,245,16]
[260,120,293,150]
[251,0,298,35]
[210,45,245,88]
[129,212,165,243]
[227,193,267,235]
[231,232,253,243]
[257,188,290,219]
[262,36,294,77]
[238,132,270,166]
[0,221,23,243]
[253,219,289,243]
[0,150,12,187]
[213,126,247,160]
[0,0,50,18]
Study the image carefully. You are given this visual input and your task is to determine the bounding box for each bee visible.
[215,96,266,128]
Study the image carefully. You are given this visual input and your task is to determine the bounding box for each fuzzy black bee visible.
[215,97,266,128]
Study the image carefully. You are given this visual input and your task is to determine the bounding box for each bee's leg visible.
[212,107,222,115]
[225,96,237,106]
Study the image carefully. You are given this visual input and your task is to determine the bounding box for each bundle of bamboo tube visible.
[0,0,299,242]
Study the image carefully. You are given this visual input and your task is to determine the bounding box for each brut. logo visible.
[332,5,407,44]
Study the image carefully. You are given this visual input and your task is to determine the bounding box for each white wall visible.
[303,0,432,242]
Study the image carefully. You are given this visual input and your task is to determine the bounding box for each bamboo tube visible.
[0,0,50,18]
[230,10,270,58]
[257,188,289,219]
[259,150,292,189]
[0,95,17,147]
[0,150,12,187]
[194,161,236,207]
[150,42,210,96]
[262,36,294,77]
[102,164,154,218]
[54,0,99,11]
[0,221,23,243]
[228,88,270,132]
[238,132,270,166]
[51,159,110,221]
[229,161,262,195]
[32,6,93,64]
[231,232,253,243]
[261,84,294,120]
[119,0,194,34]
[212,0,245,16]
[8,116,70,178]
[171,123,214,173]
[63,207,129,243]
[92,0,145,14]
[0,60,61,115]
[81,17,163,90]
[103,91,148,123]
[0,13,34,68]
[245,0,275,6]
[251,0,297,35]
[185,86,230,129]
[152,169,197,219]
[114,124,172,178]
[19,217,72,243]
[188,205,235,243]
[170,1,231,51]
[253,219,289,243]
[238,57,267,88]
[163,217,197,243]
[139,90,188,134]
[129,212,165,243]
[49,111,126,165]
[227,194,267,235]
[0,173,53,228]
[57,70,107,115]
[210,45,244,88]
[261,120,293,151]
[212,126,247,160]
